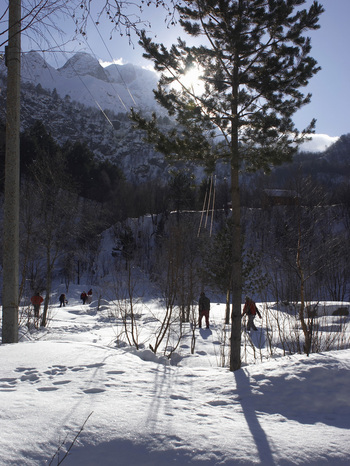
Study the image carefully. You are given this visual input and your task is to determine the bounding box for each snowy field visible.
[1,283,350,465]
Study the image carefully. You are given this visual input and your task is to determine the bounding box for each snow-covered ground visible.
[1,284,350,465]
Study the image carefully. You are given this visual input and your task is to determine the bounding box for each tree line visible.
[1,115,349,353]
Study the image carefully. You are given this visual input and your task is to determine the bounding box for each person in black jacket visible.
[242,296,262,331]
[198,291,210,329]
[59,293,67,307]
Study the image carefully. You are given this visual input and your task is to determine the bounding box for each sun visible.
[172,65,205,95]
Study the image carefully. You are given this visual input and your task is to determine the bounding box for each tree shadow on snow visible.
[235,359,350,431]
[62,436,232,466]
[234,369,275,465]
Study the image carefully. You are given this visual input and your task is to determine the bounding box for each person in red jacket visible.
[242,295,262,331]
[31,292,44,318]
[80,291,87,305]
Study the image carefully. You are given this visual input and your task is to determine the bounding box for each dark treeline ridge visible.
[1,120,350,222]
[0,119,233,222]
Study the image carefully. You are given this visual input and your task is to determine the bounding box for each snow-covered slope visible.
[0,284,349,465]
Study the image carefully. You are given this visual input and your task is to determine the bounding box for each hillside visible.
[0,52,178,183]
[2,51,350,189]
[2,51,350,188]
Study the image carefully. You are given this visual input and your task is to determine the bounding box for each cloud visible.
[142,64,159,74]
[300,134,339,152]
[99,58,124,67]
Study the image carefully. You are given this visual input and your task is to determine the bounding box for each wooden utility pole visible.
[2,0,21,343]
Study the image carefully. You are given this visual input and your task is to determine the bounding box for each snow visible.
[1,285,350,465]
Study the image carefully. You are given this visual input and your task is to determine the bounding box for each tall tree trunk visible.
[229,22,242,371]
[230,162,242,371]
[225,288,230,324]
[2,0,21,344]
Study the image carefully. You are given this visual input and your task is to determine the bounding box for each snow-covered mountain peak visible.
[21,51,56,81]
[58,52,109,81]
[105,62,138,84]
[104,62,158,86]
[22,50,54,69]
[13,51,161,115]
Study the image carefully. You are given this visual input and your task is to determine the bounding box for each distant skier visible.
[31,292,44,318]
[198,291,210,329]
[242,296,262,331]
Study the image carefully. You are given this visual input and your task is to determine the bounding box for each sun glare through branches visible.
[171,65,205,95]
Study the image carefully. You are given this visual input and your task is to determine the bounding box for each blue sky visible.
[293,0,350,138]
[14,1,350,139]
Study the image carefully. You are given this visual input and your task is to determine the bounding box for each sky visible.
[2,0,350,142]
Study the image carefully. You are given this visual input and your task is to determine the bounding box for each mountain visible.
[0,51,187,183]
[0,51,348,187]
[19,51,160,115]
[58,52,109,81]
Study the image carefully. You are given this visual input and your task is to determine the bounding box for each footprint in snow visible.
[0,378,17,391]
[170,394,189,401]
[53,380,71,385]
[207,399,230,406]
[37,386,59,392]
[83,387,106,394]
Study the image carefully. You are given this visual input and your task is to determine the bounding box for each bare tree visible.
[1,0,179,51]
[22,136,81,326]
[75,0,178,40]
[0,0,72,49]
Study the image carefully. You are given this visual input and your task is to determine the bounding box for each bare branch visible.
[49,412,93,465]
[75,0,180,40]
[0,0,72,48]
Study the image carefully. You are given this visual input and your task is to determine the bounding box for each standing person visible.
[31,292,44,318]
[80,291,87,305]
[59,293,67,307]
[198,291,210,329]
[87,289,93,304]
[242,296,262,331]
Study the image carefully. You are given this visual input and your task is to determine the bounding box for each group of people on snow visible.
[60,290,94,307]
[30,289,93,320]
[80,289,93,304]
[198,292,261,331]
[32,288,261,331]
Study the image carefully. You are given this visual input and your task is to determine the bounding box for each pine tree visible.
[131,0,324,370]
